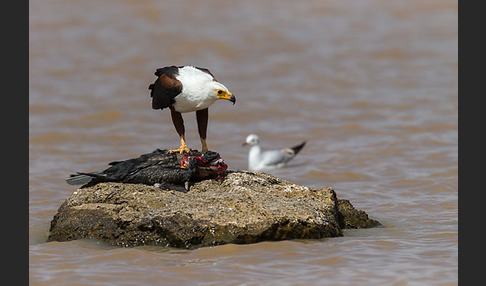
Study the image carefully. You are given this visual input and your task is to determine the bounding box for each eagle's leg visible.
[169,107,190,154]
[196,108,209,152]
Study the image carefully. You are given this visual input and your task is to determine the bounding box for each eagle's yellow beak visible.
[218,91,236,105]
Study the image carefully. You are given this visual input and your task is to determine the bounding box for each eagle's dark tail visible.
[291,141,306,156]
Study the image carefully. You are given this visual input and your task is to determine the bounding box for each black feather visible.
[291,141,306,155]
[65,149,225,191]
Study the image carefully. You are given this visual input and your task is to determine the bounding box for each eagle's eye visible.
[217,90,223,94]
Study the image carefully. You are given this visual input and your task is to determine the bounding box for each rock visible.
[47,171,382,248]
[337,199,382,229]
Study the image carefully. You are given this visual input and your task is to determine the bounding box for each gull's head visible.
[243,134,259,146]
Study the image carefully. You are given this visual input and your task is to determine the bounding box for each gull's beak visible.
[242,142,248,146]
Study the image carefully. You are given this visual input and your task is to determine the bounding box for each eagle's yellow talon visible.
[169,145,190,154]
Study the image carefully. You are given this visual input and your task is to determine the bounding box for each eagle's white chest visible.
[172,66,217,113]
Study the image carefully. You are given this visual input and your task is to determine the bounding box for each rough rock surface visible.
[48,171,381,248]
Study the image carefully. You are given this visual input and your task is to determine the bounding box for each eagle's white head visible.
[209,81,236,104]
[174,66,236,112]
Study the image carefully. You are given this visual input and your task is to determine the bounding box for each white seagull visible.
[243,134,306,172]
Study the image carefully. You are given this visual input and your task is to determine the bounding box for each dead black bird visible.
[66,149,228,191]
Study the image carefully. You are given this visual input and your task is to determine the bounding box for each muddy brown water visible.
[30,0,457,284]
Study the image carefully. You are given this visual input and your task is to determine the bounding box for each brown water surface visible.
[30,0,457,285]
